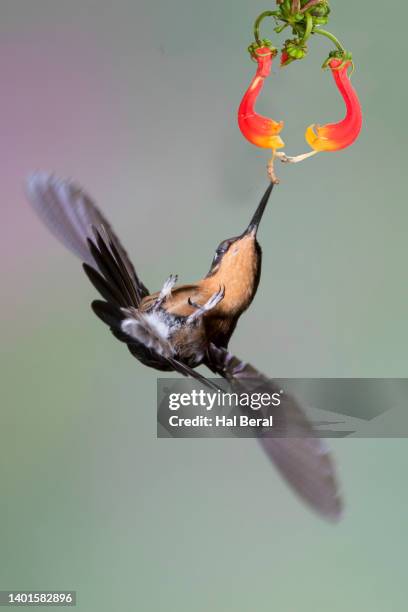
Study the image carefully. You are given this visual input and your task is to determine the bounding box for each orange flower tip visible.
[305,124,331,152]
[271,135,285,150]
[243,132,285,151]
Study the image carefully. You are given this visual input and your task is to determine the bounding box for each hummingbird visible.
[26,172,342,521]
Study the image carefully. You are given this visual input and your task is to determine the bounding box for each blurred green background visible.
[1,0,408,610]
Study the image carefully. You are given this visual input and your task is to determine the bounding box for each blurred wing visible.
[26,173,218,390]
[206,344,343,522]
[26,172,149,303]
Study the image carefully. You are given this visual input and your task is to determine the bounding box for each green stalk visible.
[312,27,345,53]
[302,13,314,44]
[254,11,278,46]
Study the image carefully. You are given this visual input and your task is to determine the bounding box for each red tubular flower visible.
[305,58,362,152]
[280,50,290,66]
[238,47,285,151]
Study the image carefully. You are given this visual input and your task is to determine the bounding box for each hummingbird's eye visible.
[216,241,230,255]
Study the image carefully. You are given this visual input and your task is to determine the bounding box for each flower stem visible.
[254,11,278,46]
[312,28,345,53]
[302,13,313,44]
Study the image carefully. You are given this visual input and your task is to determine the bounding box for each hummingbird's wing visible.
[86,225,220,389]
[26,172,149,304]
[205,343,343,522]
[26,173,218,390]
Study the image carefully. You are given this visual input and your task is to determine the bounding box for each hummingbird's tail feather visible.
[91,299,172,371]
[26,172,149,304]
[91,298,222,390]
[205,344,343,522]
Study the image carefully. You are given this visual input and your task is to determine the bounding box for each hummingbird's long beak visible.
[245,182,274,235]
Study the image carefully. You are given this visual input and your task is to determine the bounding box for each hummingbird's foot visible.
[154,274,178,310]
[187,286,225,323]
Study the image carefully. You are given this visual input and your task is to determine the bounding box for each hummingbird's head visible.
[205,182,274,315]
[207,182,273,278]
